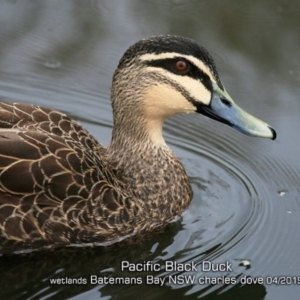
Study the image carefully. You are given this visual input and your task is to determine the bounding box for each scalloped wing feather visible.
[0,103,140,252]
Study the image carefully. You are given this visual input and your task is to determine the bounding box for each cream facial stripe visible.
[139,52,216,83]
[139,52,213,105]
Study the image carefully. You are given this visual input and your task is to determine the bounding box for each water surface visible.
[0,1,300,299]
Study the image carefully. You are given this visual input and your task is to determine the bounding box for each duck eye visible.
[174,60,188,72]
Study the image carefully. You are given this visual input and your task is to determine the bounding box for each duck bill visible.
[197,82,276,140]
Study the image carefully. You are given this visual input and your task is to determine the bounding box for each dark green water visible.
[0,0,300,299]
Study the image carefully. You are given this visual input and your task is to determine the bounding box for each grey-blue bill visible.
[197,82,276,140]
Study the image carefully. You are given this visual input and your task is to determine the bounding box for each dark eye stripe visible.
[144,58,212,92]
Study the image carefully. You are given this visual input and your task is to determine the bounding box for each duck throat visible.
[108,80,193,218]
[107,130,193,219]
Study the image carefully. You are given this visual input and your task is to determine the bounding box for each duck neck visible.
[107,115,192,219]
[106,73,193,219]
[107,109,168,172]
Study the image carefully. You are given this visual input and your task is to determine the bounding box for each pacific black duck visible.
[0,35,276,252]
